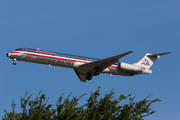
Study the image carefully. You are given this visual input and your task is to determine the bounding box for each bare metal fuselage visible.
[8,48,170,82]
[7,49,141,77]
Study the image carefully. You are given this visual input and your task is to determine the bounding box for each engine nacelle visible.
[118,62,143,72]
[73,62,84,67]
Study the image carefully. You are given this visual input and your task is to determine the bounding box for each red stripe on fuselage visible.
[9,51,118,68]
[9,51,22,54]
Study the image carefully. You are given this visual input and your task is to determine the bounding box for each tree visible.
[2,87,161,120]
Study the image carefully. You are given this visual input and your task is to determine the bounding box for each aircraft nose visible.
[6,53,9,57]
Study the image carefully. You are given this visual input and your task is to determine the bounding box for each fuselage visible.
[7,48,171,82]
[6,48,144,77]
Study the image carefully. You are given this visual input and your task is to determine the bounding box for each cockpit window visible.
[15,48,28,51]
[15,48,21,51]
[15,48,34,52]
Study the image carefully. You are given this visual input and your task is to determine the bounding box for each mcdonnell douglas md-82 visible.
[6,48,172,82]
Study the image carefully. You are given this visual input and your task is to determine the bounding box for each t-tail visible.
[134,52,172,74]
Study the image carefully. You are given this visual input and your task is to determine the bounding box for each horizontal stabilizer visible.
[147,52,172,57]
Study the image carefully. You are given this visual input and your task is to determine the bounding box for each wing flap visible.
[74,69,87,82]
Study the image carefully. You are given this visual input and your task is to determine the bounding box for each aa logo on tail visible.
[141,59,149,66]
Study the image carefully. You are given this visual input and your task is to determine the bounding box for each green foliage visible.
[2,87,161,120]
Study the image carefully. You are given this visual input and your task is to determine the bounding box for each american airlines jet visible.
[6,48,171,82]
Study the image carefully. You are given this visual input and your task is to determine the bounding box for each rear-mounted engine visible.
[118,62,144,72]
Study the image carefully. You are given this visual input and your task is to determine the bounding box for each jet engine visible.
[118,62,144,72]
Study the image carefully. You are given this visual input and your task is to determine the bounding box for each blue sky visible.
[0,0,179,119]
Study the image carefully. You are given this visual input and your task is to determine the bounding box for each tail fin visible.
[134,52,172,70]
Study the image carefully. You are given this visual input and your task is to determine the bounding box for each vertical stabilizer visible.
[134,52,172,70]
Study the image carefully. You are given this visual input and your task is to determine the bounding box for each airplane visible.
[6,48,172,82]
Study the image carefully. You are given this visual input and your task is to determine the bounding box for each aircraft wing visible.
[74,51,133,82]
